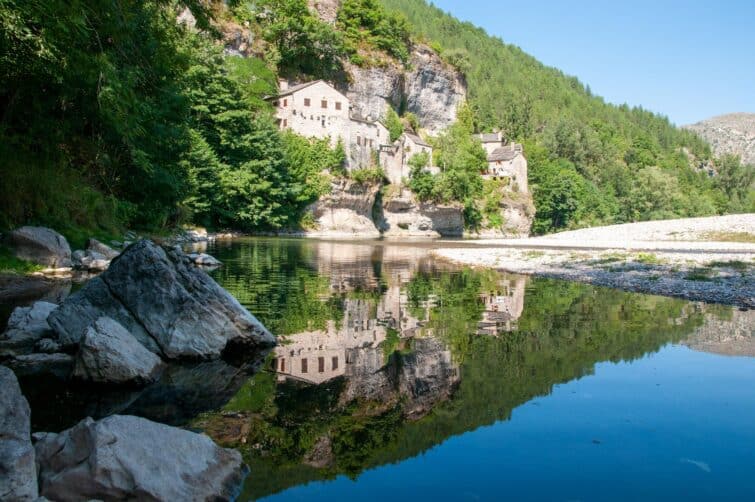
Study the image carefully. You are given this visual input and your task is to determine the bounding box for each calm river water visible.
[11,237,755,501]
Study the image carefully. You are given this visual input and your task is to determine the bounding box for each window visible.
[332,356,339,370]
[304,98,311,107]
[283,99,287,107]
[318,357,325,373]
[279,358,285,372]
[357,136,361,146]
[335,102,342,110]
[321,100,328,109]
[301,358,308,373]
[282,119,287,128]
[369,139,373,148]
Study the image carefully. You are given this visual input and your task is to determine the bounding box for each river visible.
[10,237,755,500]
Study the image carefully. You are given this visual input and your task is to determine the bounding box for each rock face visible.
[0,366,38,501]
[6,226,72,268]
[35,414,247,502]
[73,317,163,386]
[379,189,464,238]
[468,198,535,239]
[0,301,58,356]
[344,45,466,134]
[49,240,275,359]
[685,113,755,166]
[308,0,339,23]
[306,178,381,238]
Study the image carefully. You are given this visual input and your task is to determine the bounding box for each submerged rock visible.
[50,240,275,359]
[72,317,163,386]
[7,353,74,380]
[6,226,72,268]
[188,252,222,267]
[35,414,247,502]
[0,365,38,501]
[0,301,58,356]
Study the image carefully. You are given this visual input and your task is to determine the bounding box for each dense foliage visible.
[0,0,342,236]
[381,0,754,233]
[336,0,411,65]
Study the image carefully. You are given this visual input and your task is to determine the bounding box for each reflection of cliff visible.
[683,309,755,357]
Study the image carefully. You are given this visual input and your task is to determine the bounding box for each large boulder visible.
[49,240,275,359]
[0,366,38,501]
[86,238,119,260]
[6,226,71,268]
[72,317,163,386]
[0,301,58,356]
[35,414,247,501]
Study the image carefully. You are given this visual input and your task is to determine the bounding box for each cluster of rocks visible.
[3,226,225,275]
[0,365,247,501]
[1,239,275,386]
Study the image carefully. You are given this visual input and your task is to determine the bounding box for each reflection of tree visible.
[201,257,713,500]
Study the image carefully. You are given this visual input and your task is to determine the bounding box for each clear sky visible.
[430,0,755,125]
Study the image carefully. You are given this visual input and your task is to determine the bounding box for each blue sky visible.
[430,0,755,125]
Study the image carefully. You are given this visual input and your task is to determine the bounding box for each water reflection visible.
[191,238,749,500]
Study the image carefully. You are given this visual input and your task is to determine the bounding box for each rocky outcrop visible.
[685,113,755,166]
[379,189,464,238]
[0,366,38,501]
[72,317,163,386]
[35,414,247,502]
[305,178,381,238]
[467,197,535,239]
[0,301,58,356]
[308,0,340,24]
[344,45,466,134]
[49,240,275,359]
[6,226,72,268]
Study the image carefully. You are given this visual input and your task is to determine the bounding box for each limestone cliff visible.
[468,195,536,239]
[305,178,381,238]
[343,45,466,134]
[685,113,755,166]
[378,188,464,238]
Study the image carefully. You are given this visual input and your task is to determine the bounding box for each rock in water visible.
[188,253,223,267]
[6,226,72,268]
[0,366,38,501]
[50,240,275,359]
[0,301,58,356]
[86,238,120,260]
[35,415,247,501]
[73,317,163,386]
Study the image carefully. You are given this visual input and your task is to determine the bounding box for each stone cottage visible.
[474,132,529,193]
[379,133,436,185]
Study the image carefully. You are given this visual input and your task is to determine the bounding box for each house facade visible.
[474,132,529,193]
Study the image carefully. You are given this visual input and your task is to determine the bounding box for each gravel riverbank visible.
[433,215,755,309]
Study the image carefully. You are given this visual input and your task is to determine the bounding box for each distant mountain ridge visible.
[685,113,755,166]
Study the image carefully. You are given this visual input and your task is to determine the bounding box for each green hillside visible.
[383,0,754,232]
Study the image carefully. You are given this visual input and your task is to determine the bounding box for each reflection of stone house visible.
[269,80,434,181]
[474,132,528,193]
[477,277,527,336]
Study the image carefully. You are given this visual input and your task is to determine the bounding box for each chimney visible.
[278,79,289,91]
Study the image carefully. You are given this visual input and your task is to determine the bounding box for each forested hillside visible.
[0,0,751,240]
[382,0,754,232]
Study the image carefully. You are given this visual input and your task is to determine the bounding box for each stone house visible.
[270,79,435,181]
[269,80,350,149]
[474,132,529,193]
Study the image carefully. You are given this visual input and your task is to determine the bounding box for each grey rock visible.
[35,415,247,502]
[109,240,123,248]
[0,302,58,356]
[34,338,61,354]
[0,365,38,501]
[86,239,119,260]
[305,178,382,238]
[188,253,222,267]
[7,353,74,380]
[72,250,86,263]
[48,277,159,353]
[73,317,162,386]
[50,240,275,359]
[6,226,72,268]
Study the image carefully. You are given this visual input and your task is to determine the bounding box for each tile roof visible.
[404,133,431,147]
[488,147,518,162]
[477,133,503,143]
